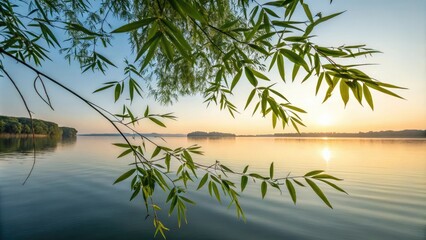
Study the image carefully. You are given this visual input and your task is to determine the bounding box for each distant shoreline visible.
[78,129,426,139]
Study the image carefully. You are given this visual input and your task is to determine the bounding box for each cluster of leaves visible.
[0,0,405,238]
[103,0,404,130]
[112,140,346,238]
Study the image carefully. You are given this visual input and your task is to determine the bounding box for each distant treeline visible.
[187,131,236,138]
[0,116,77,138]
[273,130,426,138]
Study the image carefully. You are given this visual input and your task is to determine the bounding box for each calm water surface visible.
[0,136,425,240]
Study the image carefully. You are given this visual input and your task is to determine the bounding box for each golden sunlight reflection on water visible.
[321,147,331,162]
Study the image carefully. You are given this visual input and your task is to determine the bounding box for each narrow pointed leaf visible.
[114,169,136,184]
[286,179,297,204]
[241,175,248,192]
[306,178,333,208]
[261,181,267,199]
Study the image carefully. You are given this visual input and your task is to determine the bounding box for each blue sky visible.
[1,0,425,134]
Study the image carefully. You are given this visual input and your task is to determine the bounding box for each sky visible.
[1,0,425,135]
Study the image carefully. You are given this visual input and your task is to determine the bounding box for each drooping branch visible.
[0,67,36,185]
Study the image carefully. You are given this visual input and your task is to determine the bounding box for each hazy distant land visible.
[78,130,425,138]
[187,131,236,138]
[188,130,425,138]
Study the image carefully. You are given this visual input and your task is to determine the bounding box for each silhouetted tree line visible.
[0,116,77,138]
[274,130,426,138]
[187,131,236,138]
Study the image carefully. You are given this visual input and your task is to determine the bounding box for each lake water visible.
[0,136,425,240]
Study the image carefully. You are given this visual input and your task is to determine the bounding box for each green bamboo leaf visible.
[249,173,268,179]
[318,179,348,194]
[130,187,140,201]
[363,84,374,110]
[114,84,121,102]
[286,179,297,204]
[95,52,116,67]
[169,196,178,215]
[312,174,342,181]
[293,179,305,187]
[243,165,249,174]
[93,84,115,93]
[151,146,161,158]
[175,0,205,22]
[244,88,257,110]
[252,69,270,81]
[241,175,248,192]
[281,48,309,71]
[302,3,313,23]
[277,53,285,82]
[164,29,190,58]
[366,83,404,99]
[249,44,269,55]
[39,23,60,47]
[264,7,280,18]
[255,32,276,42]
[283,104,306,113]
[144,106,149,117]
[269,162,274,179]
[231,69,242,90]
[245,67,258,87]
[316,72,324,95]
[306,178,333,208]
[161,19,192,52]
[113,143,134,148]
[140,35,161,70]
[316,12,345,25]
[112,18,156,33]
[180,196,196,205]
[220,19,239,29]
[272,112,277,128]
[117,148,133,158]
[269,51,278,71]
[136,32,162,61]
[165,154,171,172]
[270,89,289,102]
[149,117,166,127]
[68,23,102,36]
[113,169,136,184]
[314,54,321,75]
[292,64,300,81]
[160,37,174,60]
[340,80,350,106]
[221,164,234,173]
[304,170,324,176]
[284,36,308,42]
[261,90,268,116]
[316,46,346,57]
[261,181,267,199]
[197,173,209,190]
[375,82,407,89]
[350,81,363,104]
[271,21,303,31]
[211,182,221,203]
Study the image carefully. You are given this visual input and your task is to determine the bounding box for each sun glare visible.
[318,114,333,126]
[322,148,332,162]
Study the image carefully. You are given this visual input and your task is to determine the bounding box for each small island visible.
[187,131,236,138]
[0,116,77,139]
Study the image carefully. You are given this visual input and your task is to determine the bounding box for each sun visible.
[317,113,333,126]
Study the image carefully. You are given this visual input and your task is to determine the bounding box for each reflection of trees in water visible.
[0,137,76,153]
[60,137,77,146]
